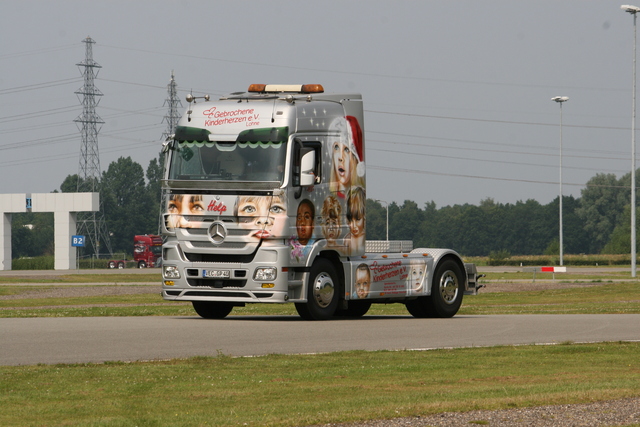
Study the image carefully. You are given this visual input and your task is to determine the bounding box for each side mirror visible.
[162,136,174,153]
[299,150,316,187]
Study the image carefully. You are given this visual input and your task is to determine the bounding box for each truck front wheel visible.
[406,259,464,318]
[192,301,234,319]
[295,259,340,320]
[138,260,147,268]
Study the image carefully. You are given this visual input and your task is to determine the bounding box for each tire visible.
[138,260,147,268]
[406,258,464,318]
[192,301,234,319]
[335,300,372,318]
[295,258,340,320]
[405,296,432,318]
[108,261,116,269]
[117,261,125,269]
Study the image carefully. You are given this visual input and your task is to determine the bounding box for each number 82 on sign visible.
[72,235,85,247]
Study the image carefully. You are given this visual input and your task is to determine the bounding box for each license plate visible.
[202,269,230,278]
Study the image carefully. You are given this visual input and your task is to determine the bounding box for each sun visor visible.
[174,126,210,141]
[208,134,238,142]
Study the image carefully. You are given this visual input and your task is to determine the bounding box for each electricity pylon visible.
[74,36,112,259]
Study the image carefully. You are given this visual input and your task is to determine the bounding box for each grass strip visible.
[2,282,639,317]
[0,273,160,284]
[0,342,638,427]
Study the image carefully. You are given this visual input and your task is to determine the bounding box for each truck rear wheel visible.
[335,300,371,318]
[108,261,116,269]
[192,301,234,319]
[406,258,464,318]
[295,258,340,320]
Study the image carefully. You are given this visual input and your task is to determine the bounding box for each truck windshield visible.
[168,126,288,182]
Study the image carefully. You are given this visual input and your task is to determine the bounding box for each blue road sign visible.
[71,235,85,247]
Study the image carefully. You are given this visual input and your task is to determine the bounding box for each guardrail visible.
[522,266,567,282]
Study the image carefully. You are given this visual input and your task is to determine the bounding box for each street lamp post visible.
[551,96,568,266]
[622,5,640,278]
[375,199,389,241]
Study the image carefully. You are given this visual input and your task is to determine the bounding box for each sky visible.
[0,0,637,208]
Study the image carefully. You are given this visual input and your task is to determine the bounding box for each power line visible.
[368,130,629,157]
[367,146,629,175]
[368,164,634,191]
[99,43,627,93]
[367,137,630,163]
[0,105,79,123]
[365,109,630,132]
[0,133,78,151]
[0,78,82,95]
[0,43,78,60]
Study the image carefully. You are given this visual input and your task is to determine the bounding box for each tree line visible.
[10,159,640,259]
[366,171,640,256]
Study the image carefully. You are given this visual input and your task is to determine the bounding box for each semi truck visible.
[160,84,482,320]
[107,234,162,269]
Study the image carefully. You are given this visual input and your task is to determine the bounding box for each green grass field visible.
[1,271,639,426]
[0,343,638,426]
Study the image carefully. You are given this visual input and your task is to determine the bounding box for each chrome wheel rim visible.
[313,272,335,308]
[439,270,459,304]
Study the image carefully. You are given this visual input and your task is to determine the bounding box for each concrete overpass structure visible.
[0,193,99,270]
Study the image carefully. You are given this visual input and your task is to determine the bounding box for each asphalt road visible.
[2,314,639,366]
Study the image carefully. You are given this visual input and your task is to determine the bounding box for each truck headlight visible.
[163,265,181,279]
[254,267,277,281]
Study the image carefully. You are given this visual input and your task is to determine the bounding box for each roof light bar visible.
[247,84,324,94]
[300,84,324,93]
[248,84,267,92]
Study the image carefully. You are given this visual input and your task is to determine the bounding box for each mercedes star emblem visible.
[208,221,227,245]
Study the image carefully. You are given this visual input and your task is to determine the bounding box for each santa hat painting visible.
[345,115,365,178]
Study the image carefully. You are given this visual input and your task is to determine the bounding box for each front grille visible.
[183,291,251,298]
[166,289,274,299]
[187,278,247,288]
[191,241,247,249]
[186,227,248,237]
[185,252,257,263]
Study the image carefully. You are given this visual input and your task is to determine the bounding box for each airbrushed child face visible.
[407,262,425,292]
[332,140,352,188]
[238,195,287,241]
[167,195,205,229]
[355,267,371,299]
[349,215,365,238]
[296,202,314,245]
[324,216,340,241]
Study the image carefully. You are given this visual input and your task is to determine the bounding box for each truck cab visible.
[161,84,481,319]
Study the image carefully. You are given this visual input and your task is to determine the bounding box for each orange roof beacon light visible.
[300,84,324,93]
[248,84,267,93]
[247,84,324,94]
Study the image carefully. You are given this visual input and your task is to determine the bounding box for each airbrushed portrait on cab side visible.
[296,199,315,247]
[235,194,288,242]
[406,259,427,295]
[321,195,341,246]
[354,263,371,299]
[166,194,205,229]
[345,185,366,255]
[329,116,365,198]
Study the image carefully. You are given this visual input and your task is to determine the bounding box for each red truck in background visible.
[108,235,163,269]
